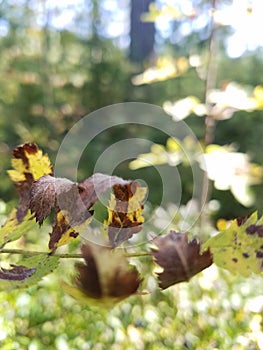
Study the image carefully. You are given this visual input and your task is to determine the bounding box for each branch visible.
[0,249,151,259]
[199,0,218,229]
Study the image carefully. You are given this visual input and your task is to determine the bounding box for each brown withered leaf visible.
[31,173,130,226]
[105,182,146,247]
[30,175,79,225]
[30,175,56,224]
[78,173,130,209]
[30,173,136,249]
[0,264,36,281]
[151,231,213,289]
[64,243,141,307]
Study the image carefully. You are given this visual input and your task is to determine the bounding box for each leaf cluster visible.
[0,143,262,308]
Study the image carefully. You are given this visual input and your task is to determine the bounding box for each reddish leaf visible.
[78,173,130,209]
[30,173,139,249]
[31,173,130,226]
[30,175,56,224]
[0,265,36,281]
[30,175,80,225]
[151,231,213,289]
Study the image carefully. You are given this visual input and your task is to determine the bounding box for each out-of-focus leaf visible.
[151,231,213,289]
[132,56,188,85]
[199,145,263,206]
[7,143,53,221]
[0,209,36,248]
[207,82,256,120]
[129,136,197,170]
[163,96,206,120]
[0,265,36,281]
[63,244,141,308]
[141,3,181,22]
[253,85,263,109]
[129,144,169,170]
[0,254,59,290]
[202,212,263,276]
[105,182,147,247]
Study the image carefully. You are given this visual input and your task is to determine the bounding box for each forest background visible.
[0,1,263,349]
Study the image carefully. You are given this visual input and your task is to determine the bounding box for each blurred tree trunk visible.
[129,0,155,63]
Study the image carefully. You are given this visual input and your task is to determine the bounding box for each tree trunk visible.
[130,0,155,63]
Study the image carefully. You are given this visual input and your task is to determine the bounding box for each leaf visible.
[0,265,36,281]
[199,145,262,207]
[163,96,205,121]
[78,173,130,209]
[7,143,53,222]
[48,210,92,250]
[30,172,135,249]
[0,254,59,291]
[63,244,141,308]
[0,209,36,248]
[105,182,147,247]
[202,211,263,276]
[151,231,213,289]
[132,56,188,85]
[7,143,53,182]
[31,173,130,226]
[30,175,77,225]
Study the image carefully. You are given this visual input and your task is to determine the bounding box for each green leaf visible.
[0,254,59,291]
[202,211,263,276]
[0,209,36,248]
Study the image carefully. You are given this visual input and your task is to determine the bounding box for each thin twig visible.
[0,248,151,259]
[0,249,82,258]
[199,0,218,229]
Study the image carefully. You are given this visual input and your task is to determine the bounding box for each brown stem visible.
[199,0,218,229]
[0,249,151,259]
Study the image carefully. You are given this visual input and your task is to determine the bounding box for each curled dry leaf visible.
[30,175,81,225]
[78,173,130,209]
[30,170,143,249]
[0,265,36,281]
[63,243,142,308]
[7,143,53,222]
[151,231,213,289]
[105,182,146,247]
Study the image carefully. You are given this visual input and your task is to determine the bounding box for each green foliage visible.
[0,267,262,349]
[0,255,59,291]
[203,211,263,276]
[0,209,35,248]
[0,1,263,348]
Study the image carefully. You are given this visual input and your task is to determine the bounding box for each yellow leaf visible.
[203,212,263,276]
[0,209,36,248]
[7,143,53,182]
[49,210,92,250]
